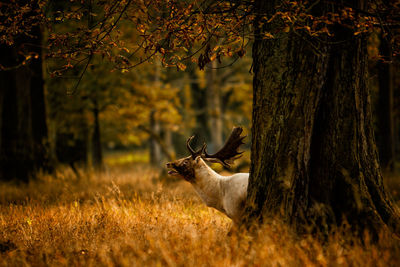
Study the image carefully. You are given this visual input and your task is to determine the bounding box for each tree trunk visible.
[30,26,51,173]
[377,33,395,172]
[91,98,103,171]
[244,0,400,236]
[0,45,32,182]
[188,61,209,144]
[164,128,175,160]
[0,24,49,181]
[149,110,162,165]
[206,61,223,153]
[149,58,163,166]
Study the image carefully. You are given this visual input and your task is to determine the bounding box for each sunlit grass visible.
[0,165,399,266]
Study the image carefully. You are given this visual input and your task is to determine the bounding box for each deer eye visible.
[183,160,188,166]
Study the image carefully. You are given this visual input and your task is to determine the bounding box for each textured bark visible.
[377,34,395,171]
[244,0,400,236]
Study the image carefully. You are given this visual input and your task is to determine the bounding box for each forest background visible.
[1,0,400,266]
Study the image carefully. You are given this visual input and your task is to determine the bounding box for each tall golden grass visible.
[0,165,399,266]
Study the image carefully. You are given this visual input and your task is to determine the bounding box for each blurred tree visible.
[91,97,103,170]
[0,0,50,181]
[149,59,162,166]
[206,61,223,152]
[47,75,90,172]
[188,61,209,145]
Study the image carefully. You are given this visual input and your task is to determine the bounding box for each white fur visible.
[191,157,249,224]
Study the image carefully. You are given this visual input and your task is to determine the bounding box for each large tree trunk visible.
[0,45,33,182]
[0,24,49,182]
[244,0,400,236]
[377,33,395,172]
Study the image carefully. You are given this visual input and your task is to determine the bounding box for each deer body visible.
[166,126,248,224]
[191,158,248,224]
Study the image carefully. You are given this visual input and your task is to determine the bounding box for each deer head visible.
[166,127,246,182]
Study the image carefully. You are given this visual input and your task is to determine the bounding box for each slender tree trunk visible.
[244,0,400,236]
[164,128,175,160]
[149,110,162,165]
[149,58,162,166]
[188,61,209,143]
[91,98,103,171]
[206,61,223,152]
[377,33,395,172]
[30,26,51,173]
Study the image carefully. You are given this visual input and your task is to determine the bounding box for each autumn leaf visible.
[177,62,186,71]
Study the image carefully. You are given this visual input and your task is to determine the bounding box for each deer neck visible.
[192,159,224,211]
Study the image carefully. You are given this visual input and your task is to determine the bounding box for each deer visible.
[166,127,249,225]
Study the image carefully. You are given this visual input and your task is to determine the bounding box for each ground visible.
[0,153,399,266]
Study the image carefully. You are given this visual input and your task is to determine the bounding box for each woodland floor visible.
[0,155,400,266]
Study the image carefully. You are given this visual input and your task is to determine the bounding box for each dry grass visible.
[1,165,400,267]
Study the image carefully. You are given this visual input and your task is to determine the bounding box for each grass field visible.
[1,162,400,266]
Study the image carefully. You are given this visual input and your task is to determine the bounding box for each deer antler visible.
[187,136,207,159]
[203,126,246,167]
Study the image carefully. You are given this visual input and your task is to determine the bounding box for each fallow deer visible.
[166,127,248,224]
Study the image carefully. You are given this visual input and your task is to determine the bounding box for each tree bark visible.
[244,0,400,236]
[188,61,209,144]
[0,45,33,182]
[206,61,223,152]
[149,58,162,166]
[91,98,103,171]
[0,23,49,181]
[149,110,162,165]
[377,33,395,172]
[164,128,175,160]
[30,26,51,173]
